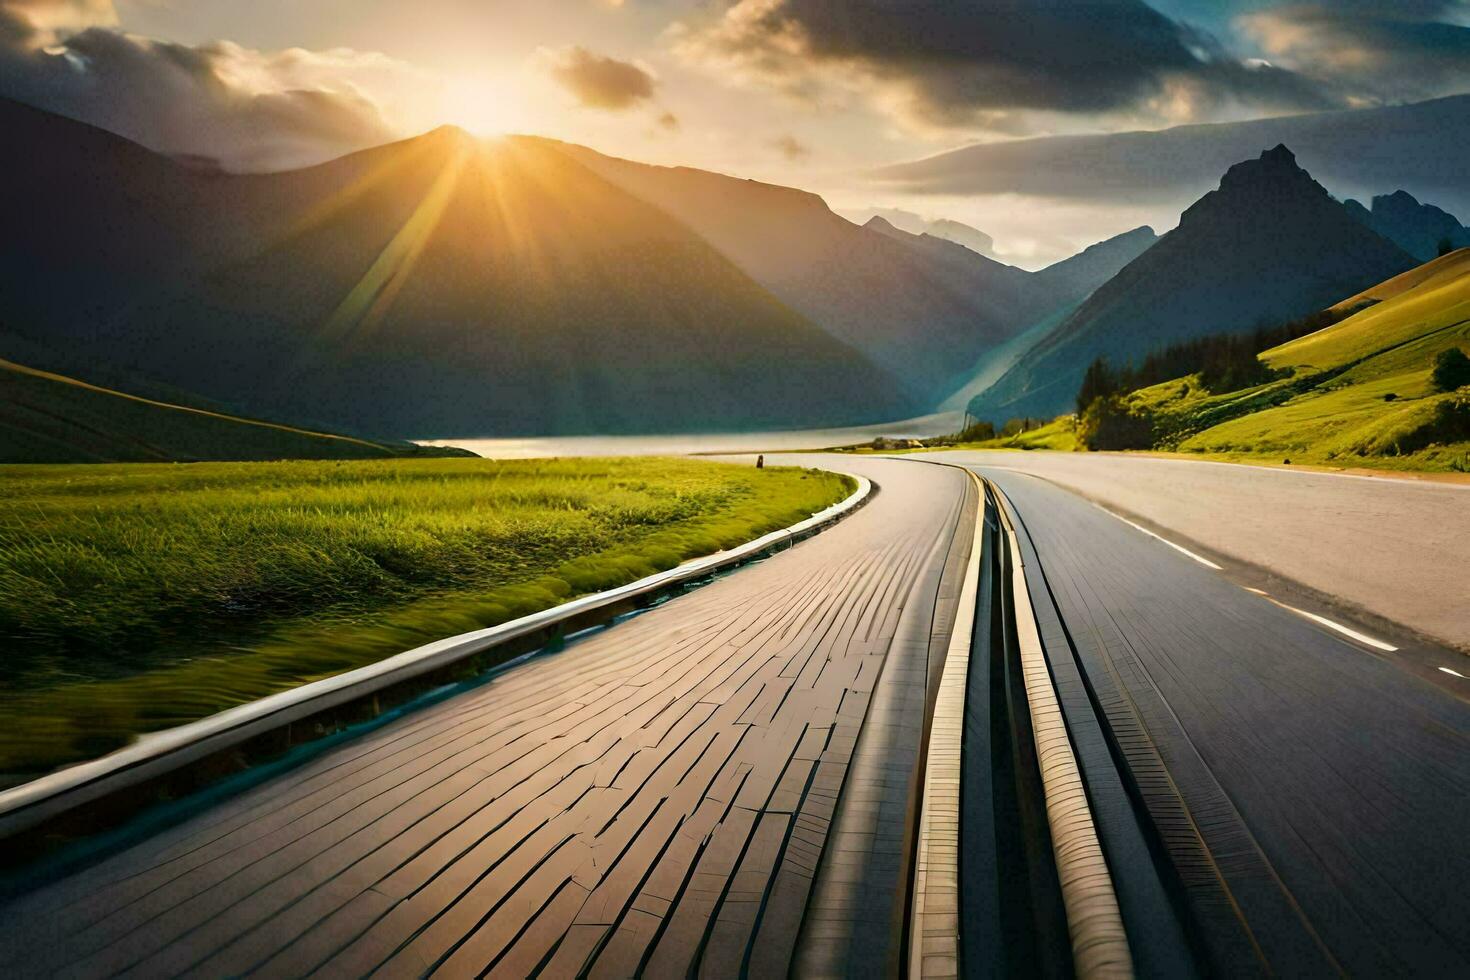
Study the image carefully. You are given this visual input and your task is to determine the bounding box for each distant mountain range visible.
[838,208,997,257]
[968,145,1418,422]
[546,140,1055,403]
[0,97,909,437]
[1344,191,1470,263]
[4,95,1459,446]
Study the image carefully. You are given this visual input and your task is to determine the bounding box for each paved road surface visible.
[979,466,1470,976]
[0,457,970,979]
[929,451,1470,653]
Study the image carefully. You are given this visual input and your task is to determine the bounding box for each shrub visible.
[1078,396,1156,450]
[1431,347,1470,392]
[1400,396,1470,452]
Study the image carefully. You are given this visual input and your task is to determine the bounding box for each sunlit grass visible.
[0,457,852,777]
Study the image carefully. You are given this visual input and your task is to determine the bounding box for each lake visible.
[420,412,962,459]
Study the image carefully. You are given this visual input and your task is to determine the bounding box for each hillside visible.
[969,145,1416,422]
[1109,250,1470,471]
[935,225,1157,411]
[543,139,1044,403]
[0,357,463,463]
[1028,226,1158,301]
[0,98,907,438]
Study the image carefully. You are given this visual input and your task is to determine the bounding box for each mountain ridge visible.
[968,144,1417,422]
[1344,190,1470,263]
[0,97,909,437]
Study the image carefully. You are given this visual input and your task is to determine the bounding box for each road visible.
[926,450,1470,654]
[0,457,972,979]
[2,451,1467,978]
[976,465,1470,976]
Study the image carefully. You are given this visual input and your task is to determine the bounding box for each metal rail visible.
[0,475,873,852]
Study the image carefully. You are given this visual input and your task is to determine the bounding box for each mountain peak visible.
[1377,189,1422,209]
[1182,142,1330,231]
[1218,142,1312,189]
[1262,143,1296,165]
[1347,187,1470,260]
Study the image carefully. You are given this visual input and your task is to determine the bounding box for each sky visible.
[3,1,1469,265]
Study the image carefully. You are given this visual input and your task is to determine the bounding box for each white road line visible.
[1092,453,1470,491]
[1093,504,1224,570]
[1440,667,1465,679]
[983,463,1409,657]
[1264,599,1399,652]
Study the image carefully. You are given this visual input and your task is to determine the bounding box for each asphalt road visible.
[0,456,970,979]
[927,451,1470,654]
[2,451,1464,978]
[978,465,1470,976]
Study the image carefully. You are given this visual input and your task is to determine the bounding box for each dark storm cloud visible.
[543,45,657,110]
[0,1,399,170]
[681,0,1336,130]
[872,94,1470,219]
[1239,2,1470,104]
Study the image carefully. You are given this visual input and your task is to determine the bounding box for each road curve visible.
[928,450,1470,653]
[0,456,971,979]
[979,466,1470,976]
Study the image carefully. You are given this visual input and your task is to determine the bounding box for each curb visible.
[993,484,1135,979]
[909,469,986,978]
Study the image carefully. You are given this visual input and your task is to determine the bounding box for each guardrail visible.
[0,473,872,860]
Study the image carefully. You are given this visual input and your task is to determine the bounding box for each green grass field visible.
[0,457,851,777]
[1109,250,1470,471]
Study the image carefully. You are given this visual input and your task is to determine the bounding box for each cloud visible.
[673,0,1337,136]
[770,133,809,160]
[870,94,1470,227]
[541,45,657,110]
[0,0,404,170]
[1237,2,1470,104]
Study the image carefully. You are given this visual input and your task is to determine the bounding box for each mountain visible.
[836,208,996,257]
[873,95,1470,222]
[1343,191,1470,263]
[968,145,1417,422]
[938,225,1158,411]
[1028,225,1159,310]
[925,219,995,257]
[0,97,907,437]
[0,357,467,463]
[542,139,1040,403]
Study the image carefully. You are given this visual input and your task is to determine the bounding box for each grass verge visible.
[0,457,851,778]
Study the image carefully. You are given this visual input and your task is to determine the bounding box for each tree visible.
[1076,358,1118,414]
[1432,347,1470,392]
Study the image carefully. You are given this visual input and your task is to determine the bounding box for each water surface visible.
[421,412,962,459]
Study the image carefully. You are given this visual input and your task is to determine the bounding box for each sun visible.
[439,76,520,136]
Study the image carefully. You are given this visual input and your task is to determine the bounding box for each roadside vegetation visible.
[843,415,1077,454]
[1071,249,1470,472]
[0,457,851,777]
